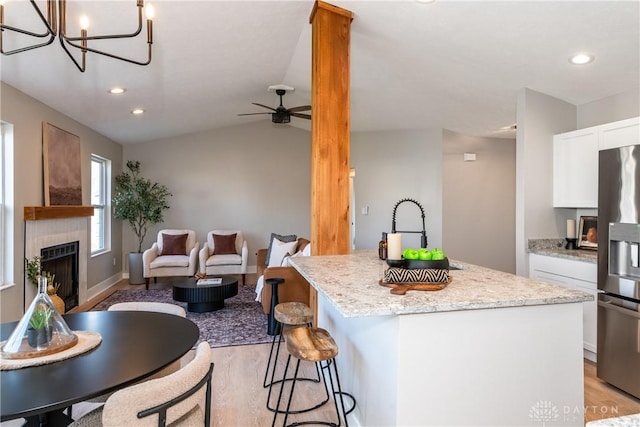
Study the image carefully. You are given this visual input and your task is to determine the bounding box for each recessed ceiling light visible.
[569,53,595,65]
[108,87,126,94]
[131,108,145,115]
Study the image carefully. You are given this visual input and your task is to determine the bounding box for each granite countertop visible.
[288,250,593,318]
[585,413,640,426]
[528,238,597,263]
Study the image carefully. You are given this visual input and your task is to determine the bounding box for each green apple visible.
[431,248,446,260]
[402,248,420,260]
[418,248,432,260]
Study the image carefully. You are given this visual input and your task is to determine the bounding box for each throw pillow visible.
[212,233,237,255]
[265,233,297,265]
[268,239,298,267]
[280,252,294,267]
[161,233,188,256]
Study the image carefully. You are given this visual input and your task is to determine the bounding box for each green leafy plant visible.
[25,257,60,292]
[113,160,172,253]
[29,306,52,330]
[25,256,42,286]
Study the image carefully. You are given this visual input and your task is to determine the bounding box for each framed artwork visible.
[578,216,598,250]
[43,122,82,206]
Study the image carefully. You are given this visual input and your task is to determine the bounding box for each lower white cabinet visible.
[529,254,597,360]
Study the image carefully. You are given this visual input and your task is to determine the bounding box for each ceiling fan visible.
[238,87,311,124]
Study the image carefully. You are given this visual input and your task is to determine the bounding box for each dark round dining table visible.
[0,311,200,427]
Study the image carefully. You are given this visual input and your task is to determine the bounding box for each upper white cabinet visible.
[598,117,640,150]
[553,127,599,208]
[553,116,639,208]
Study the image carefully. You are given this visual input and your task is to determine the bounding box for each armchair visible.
[143,229,199,290]
[199,230,248,285]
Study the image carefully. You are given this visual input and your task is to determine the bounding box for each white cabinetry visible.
[553,127,599,208]
[598,117,640,150]
[529,253,597,361]
[553,116,639,208]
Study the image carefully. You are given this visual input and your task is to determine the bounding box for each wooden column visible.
[309,1,353,256]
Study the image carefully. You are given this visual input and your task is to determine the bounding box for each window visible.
[0,124,5,286]
[0,122,15,289]
[91,155,111,255]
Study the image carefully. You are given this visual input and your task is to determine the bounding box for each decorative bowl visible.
[403,258,450,270]
[385,259,405,268]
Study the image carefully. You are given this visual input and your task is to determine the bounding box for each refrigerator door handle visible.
[598,299,640,319]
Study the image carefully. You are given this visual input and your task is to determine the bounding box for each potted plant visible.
[25,256,66,313]
[113,160,172,284]
[27,304,53,348]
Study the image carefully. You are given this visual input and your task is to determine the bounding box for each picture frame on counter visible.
[578,216,598,250]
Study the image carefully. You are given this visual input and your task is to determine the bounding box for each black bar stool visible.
[264,302,323,414]
[266,278,285,336]
[272,326,356,427]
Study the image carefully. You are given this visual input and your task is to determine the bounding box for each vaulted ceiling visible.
[1,1,638,145]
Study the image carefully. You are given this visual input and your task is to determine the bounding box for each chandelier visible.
[0,0,154,72]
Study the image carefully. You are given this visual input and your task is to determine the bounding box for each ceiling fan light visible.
[131,108,145,115]
[272,112,291,124]
[109,87,126,94]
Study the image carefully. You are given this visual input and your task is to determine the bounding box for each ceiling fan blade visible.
[291,112,311,120]
[251,102,277,112]
[287,105,312,113]
[237,112,272,116]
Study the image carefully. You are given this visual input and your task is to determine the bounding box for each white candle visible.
[567,219,576,239]
[387,233,402,260]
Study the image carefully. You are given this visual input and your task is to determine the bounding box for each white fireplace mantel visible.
[24,215,89,311]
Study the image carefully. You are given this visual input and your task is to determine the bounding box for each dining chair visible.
[107,302,186,318]
[81,303,188,408]
[69,342,214,427]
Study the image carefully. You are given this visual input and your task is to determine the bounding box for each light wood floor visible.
[583,360,640,423]
[10,275,639,426]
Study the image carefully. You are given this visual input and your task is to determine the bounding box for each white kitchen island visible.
[288,250,593,426]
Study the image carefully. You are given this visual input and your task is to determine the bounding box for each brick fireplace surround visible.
[24,211,89,310]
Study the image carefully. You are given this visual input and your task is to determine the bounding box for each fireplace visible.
[25,216,89,311]
[40,241,79,311]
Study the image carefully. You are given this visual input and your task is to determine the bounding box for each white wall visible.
[0,82,123,322]
[123,121,311,273]
[442,131,516,273]
[515,88,577,276]
[351,129,443,251]
[578,89,640,128]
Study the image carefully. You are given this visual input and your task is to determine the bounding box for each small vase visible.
[48,289,66,314]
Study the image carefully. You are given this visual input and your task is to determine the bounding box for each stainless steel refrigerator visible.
[597,144,640,399]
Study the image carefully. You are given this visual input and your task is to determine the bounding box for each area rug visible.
[92,285,270,348]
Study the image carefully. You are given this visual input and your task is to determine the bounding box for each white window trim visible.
[1,122,15,290]
[90,154,111,257]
